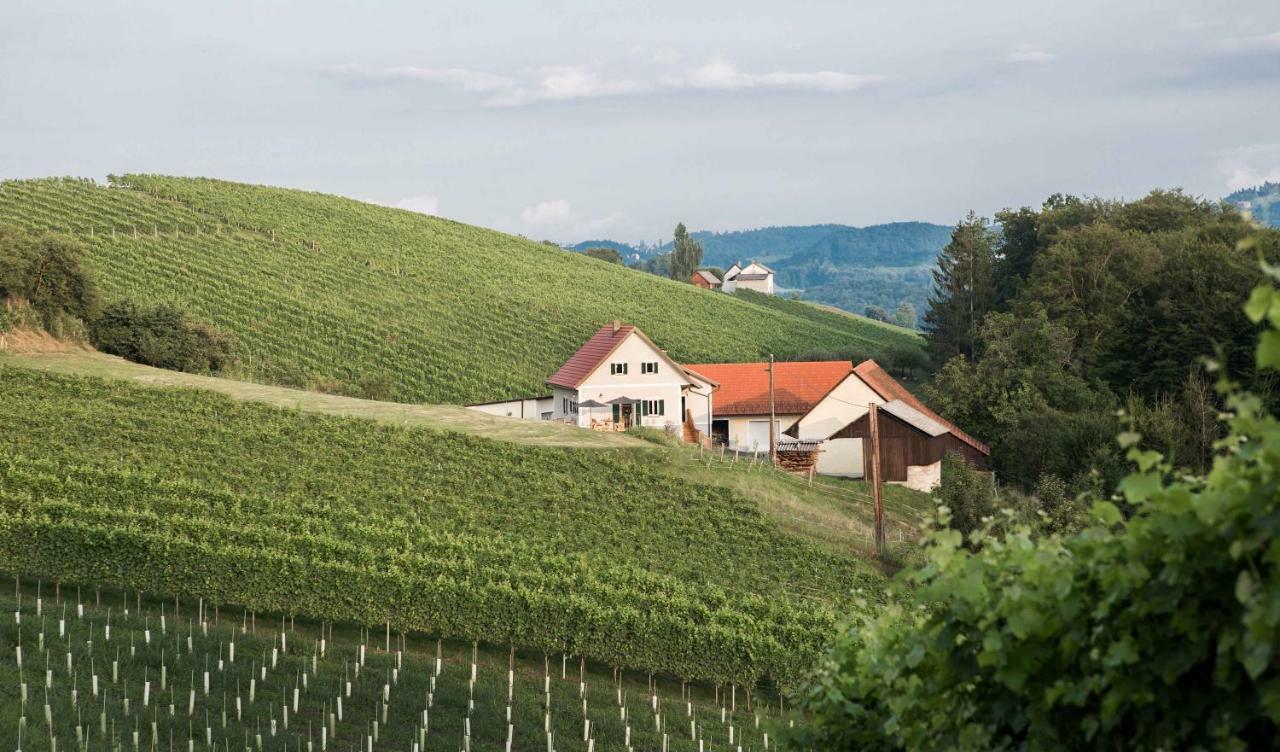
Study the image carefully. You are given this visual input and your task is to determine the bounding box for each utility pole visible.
[768,354,777,466]
[869,402,885,557]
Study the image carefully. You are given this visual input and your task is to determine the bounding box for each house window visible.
[562,397,578,414]
[611,362,628,375]
[641,399,665,417]
[641,361,659,374]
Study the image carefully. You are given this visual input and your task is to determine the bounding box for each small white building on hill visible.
[722,262,775,295]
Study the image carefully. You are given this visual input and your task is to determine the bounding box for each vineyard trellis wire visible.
[0,578,798,752]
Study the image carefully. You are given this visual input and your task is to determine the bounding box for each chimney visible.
[612,320,621,333]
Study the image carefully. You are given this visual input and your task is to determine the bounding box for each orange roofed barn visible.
[782,358,989,490]
[684,360,854,452]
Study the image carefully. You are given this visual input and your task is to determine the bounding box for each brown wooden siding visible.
[832,410,989,481]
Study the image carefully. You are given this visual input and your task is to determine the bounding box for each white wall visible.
[901,461,942,492]
[723,414,801,452]
[470,397,552,420]
[791,374,884,477]
[685,376,715,437]
[550,387,578,422]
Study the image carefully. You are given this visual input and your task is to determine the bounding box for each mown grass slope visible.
[0,365,891,683]
[0,176,924,404]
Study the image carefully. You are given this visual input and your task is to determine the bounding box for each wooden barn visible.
[829,399,989,491]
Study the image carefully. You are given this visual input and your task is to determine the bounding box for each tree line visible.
[921,190,1279,491]
[583,222,707,285]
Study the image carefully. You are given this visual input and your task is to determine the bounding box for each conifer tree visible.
[923,212,997,363]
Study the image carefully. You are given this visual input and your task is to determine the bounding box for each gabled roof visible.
[683,360,854,415]
[547,324,635,389]
[879,400,948,436]
[681,366,719,388]
[743,261,775,274]
[693,269,721,285]
[547,323,695,391]
[852,359,989,454]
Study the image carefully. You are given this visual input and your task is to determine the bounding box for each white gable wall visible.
[685,373,716,437]
[791,374,884,477]
[574,331,692,432]
[734,276,774,294]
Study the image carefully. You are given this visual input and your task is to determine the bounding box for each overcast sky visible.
[2,1,1278,244]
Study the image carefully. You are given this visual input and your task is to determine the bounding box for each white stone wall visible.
[900,461,942,492]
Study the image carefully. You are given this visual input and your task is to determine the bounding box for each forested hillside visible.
[573,223,950,326]
[920,190,1280,491]
[0,176,922,403]
[794,235,1280,750]
[1226,181,1280,228]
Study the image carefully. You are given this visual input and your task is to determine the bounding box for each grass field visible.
[0,362,932,686]
[0,176,924,405]
[0,581,794,752]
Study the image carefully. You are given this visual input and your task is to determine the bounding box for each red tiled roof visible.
[548,324,636,389]
[684,360,854,416]
[853,359,989,455]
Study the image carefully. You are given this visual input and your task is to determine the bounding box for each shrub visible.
[626,426,684,448]
[91,300,235,374]
[933,452,998,539]
[347,375,395,401]
[0,227,98,326]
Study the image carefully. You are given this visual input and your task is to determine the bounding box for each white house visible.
[722,261,775,295]
[547,321,717,439]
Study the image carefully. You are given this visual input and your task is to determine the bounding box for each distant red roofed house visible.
[546,321,717,438]
[782,358,989,489]
[691,269,721,289]
[683,360,853,452]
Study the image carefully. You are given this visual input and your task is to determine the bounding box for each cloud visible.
[1007,45,1055,63]
[520,199,574,226]
[666,58,881,92]
[1218,144,1280,192]
[393,194,440,215]
[486,66,650,107]
[329,63,515,92]
[516,199,624,239]
[329,57,880,106]
[1214,31,1280,52]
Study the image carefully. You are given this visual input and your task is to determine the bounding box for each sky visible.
[1,1,1278,244]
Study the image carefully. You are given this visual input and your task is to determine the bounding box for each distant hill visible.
[575,222,952,325]
[1226,182,1280,228]
[0,176,923,404]
[566,238,649,261]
